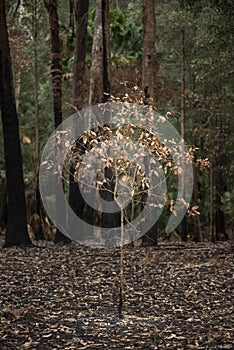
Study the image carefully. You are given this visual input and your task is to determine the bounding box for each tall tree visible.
[141,0,157,245]
[142,0,156,103]
[102,0,111,102]
[183,0,233,240]
[88,0,115,232]
[72,0,89,110]
[179,0,187,242]
[89,0,110,105]
[69,0,90,231]
[89,0,103,105]
[44,0,70,243]
[0,0,32,247]
[32,0,42,233]
[44,0,63,129]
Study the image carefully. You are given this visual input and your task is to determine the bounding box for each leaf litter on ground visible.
[0,235,233,349]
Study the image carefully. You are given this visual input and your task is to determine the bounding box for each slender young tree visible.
[0,0,32,247]
[44,0,70,243]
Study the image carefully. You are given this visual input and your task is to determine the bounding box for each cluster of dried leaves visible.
[0,235,233,349]
[41,100,209,228]
[66,115,200,220]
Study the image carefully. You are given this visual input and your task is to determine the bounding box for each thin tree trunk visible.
[100,166,121,246]
[44,0,63,129]
[44,0,70,243]
[89,0,114,233]
[142,157,157,245]
[15,71,21,111]
[89,0,110,105]
[118,208,124,318]
[102,0,110,102]
[193,163,201,242]
[191,70,201,242]
[32,0,42,222]
[0,0,32,247]
[142,0,156,103]
[180,7,187,242]
[180,28,185,143]
[215,113,228,240]
[210,153,215,242]
[89,0,103,105]
[141,0,157,244]
[69,0,89,229]
[0,176,7,229]
[69,0,75,39]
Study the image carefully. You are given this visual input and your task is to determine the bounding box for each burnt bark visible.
[99,167,121,232]
[89,0,114,233]
[0,0,32,247]
[142,0,156,103]
[72,0,89,110]
[0,176,7,229]
[102,0,110,102]
[69,0,89,229]
[141,158,158,246]
[89,0,110,105]
[215,128,228,241]
[44,0,63,129]
[180,21,187,242]
[45,0,70,243]
[89,0,103,105]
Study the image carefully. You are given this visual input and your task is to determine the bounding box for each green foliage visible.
[109,4,142,64]
[87,4,142,67]
[222,190,234,218]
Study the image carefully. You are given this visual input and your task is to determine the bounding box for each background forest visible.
[0,1,233,348]
[0,0,233,246]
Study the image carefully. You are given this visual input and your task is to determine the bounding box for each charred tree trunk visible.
[141,157,157,246]
[215,113,228,241]
[180,18,187,242]
[44,0,70,243]
[141,0,157,245]
[0,175,7,229]
[32,0,42,224]
[99,0,114,237]
[89,0,103,105]
[69,0,75,40]
[102,0,110,102]
[72,0,89,110]
[210,155,215,242]
[89,0,114,233]
[99,166,121,246]
[0,0,32,247]
[89,0,110,105]
[142,0,156,103]
[69,0,89,229]
[191,72,201,242]
[44,0,63,128]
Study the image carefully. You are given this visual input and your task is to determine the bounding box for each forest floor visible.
[0,235,233,350]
